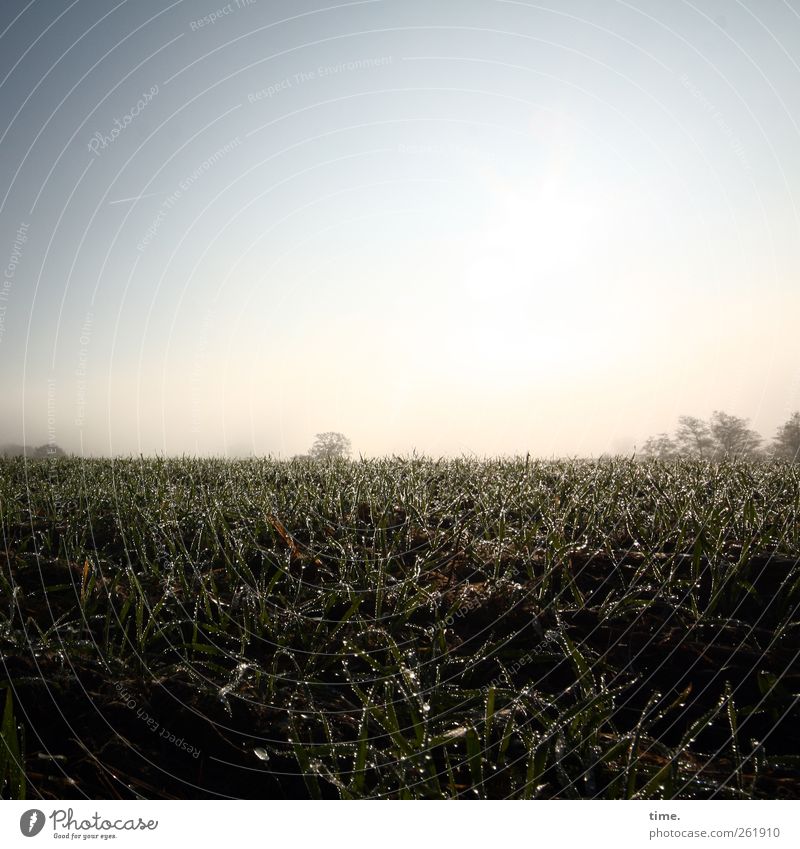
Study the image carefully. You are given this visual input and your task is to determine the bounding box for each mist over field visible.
[0,0,798,458]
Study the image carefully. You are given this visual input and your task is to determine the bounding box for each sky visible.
[0,0,799,457]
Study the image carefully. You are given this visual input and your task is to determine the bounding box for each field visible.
[1,455,799,799]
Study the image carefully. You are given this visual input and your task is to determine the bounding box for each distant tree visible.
[708,410,761,458]
[772,411,800,461]
[641,433,678,460]
[308,432,351,460]
[0,443,66,458]
[676,416,715,458]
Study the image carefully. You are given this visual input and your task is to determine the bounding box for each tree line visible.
[641,410,800,461]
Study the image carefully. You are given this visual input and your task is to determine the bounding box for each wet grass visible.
[1,455,799,799]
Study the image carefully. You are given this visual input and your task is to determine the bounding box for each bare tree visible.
[772,411,800,461]
[675,416,714,458]
[308,432,351,460]
[708,410,761,458]
[641,433,678,460]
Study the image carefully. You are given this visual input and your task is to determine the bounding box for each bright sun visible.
[446,171,616,378]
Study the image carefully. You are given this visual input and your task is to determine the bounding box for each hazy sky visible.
[1,0,799,457]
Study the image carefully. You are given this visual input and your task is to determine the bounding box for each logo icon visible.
[19,810,46,837]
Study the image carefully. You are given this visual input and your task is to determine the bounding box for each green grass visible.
[1,455,798,799]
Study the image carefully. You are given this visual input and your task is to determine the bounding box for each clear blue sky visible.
[1,0,799,456]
